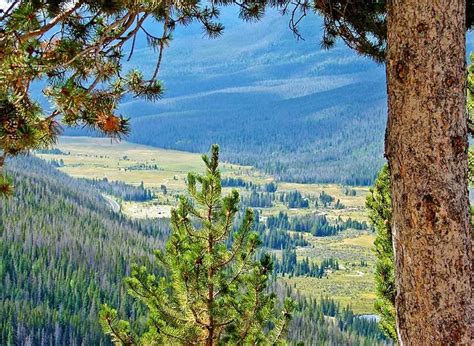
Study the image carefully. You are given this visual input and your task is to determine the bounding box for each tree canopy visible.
[366,164,396,340]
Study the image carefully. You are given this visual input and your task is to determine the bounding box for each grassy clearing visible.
[282,273,376,314]
[340,233,375,248]
[38,136,256,193]
[38,137,370,222]
[298,231,375,263]
[279,182,370,209]
[284,231,377,314]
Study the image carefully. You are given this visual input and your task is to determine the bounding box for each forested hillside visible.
[64,10,387,185]
[0,157,388,344]
[0,157,168,345]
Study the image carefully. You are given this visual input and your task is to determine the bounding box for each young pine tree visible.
[100,145,293,345]
[365,165,396,340]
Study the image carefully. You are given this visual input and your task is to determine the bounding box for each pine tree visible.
[365,165,396,340]
[100,145,293,345]
[366,49,474,341]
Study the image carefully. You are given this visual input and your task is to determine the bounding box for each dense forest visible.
[266,211,368,237]
[0,157,168,345]
[0,157,387,344]
[81,178,154,202]
[273,249,340,278]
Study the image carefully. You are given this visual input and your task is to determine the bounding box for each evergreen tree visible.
[0,155,387,345]
[100,145,294,345]
[365,165,396,340]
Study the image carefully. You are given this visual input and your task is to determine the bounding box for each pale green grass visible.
[282,231,376,313]
[37,137,272,217]
[39,137,266,194]
[281,272,376,314]
[38,137,369,222]
[298,231,375,263]
[279,182,369,209]
[340,233,375,248]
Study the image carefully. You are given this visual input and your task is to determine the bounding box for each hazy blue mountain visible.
[63,9,474,185]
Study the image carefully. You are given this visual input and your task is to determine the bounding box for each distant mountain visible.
[62,9,474,185]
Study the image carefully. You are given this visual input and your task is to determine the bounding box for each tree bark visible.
[386,1,472,344]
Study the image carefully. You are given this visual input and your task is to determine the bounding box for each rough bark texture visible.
[386,1,472,344]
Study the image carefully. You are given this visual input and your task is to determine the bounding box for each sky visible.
[0,1,79,11]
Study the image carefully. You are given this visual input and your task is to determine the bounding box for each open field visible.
[279,182,370,208]
[38,136,376,313]
[282,274,376,315]
[281,230,376,314]
[299,231,375,263]
[38,137,369,220]
[38,136,258,193]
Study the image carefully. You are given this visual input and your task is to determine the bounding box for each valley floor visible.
[38,136,376,315]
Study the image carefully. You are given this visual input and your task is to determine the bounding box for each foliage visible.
[221,177,252,188]
[312,0,473,62]
[259,227,309,250]
[0,173,13,196]
[365,165,396,340]
[266,211,368,237]
[0,156,170,345]
[82,177,154,202]
[127,96,386,186]
[283,286,390,345]
[0,0,241,145]
[319,191,335,206]
[1,0,474,194]
[100,145,293,344]
[274,249,339,278]
[343,187,357,196]
[280,190,309,208]
[242,190,274,208]
[0,0,279,195]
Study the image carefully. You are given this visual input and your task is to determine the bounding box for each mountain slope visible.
[0,157,168,345]
[59,9,474,184]
[65,10,387,185]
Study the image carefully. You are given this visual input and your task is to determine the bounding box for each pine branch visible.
[20,1,84,41]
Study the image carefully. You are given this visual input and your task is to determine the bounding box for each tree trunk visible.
[386,1,472,344]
